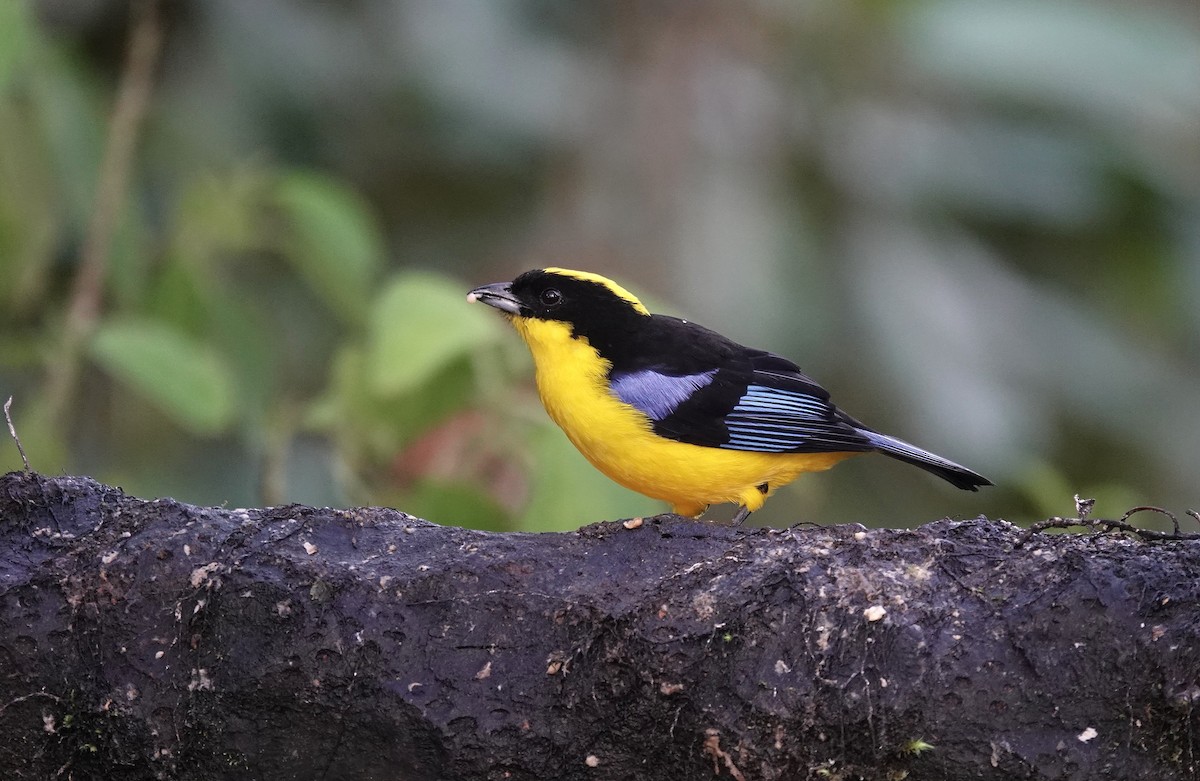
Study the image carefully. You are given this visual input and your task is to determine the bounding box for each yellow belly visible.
[513,317,857,516]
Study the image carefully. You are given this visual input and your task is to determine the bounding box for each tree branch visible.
[0,472,1197,780]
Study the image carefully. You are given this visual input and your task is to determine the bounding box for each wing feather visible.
[638,338,874,454]
[610,368,718,421]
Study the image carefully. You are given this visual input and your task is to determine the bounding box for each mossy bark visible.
[1,472,1197,780]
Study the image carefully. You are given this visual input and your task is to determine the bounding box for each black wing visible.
[606,315,874,454]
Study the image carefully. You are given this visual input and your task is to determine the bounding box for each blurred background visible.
[1,0,1197,530]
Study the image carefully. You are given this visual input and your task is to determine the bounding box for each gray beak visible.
[467,281,522,315]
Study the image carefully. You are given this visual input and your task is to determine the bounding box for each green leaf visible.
[367,271,501,397]
[309,344,480,469]
[89,319,236,434]
[273,171,383,324]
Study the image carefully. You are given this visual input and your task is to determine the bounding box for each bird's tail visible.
[862,431,992,491]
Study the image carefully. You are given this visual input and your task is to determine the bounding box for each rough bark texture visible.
[1,471,1198,781]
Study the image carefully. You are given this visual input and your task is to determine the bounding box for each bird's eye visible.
[540,288,563,307]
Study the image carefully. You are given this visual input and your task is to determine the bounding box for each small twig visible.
[1119,505,1183,535]
[1018,495,1200,547]
[3,396,31,472]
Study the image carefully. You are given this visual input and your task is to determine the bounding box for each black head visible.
[468,268,650,344]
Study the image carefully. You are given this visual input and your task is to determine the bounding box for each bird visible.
[468,268,991,525]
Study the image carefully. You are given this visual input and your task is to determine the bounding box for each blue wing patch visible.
[611,369,718,421]
[720,385,849,452]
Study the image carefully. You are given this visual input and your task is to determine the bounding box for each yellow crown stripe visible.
[543,267,650,316]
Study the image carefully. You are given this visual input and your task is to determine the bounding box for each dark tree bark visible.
[1,471,1198,781]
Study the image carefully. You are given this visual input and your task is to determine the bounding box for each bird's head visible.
[468,268,650,350]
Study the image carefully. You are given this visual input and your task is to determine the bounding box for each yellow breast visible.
[511,317,855,515]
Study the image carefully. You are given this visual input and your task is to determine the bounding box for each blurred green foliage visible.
[0,0,1197,531]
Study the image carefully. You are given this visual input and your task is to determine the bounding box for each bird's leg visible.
[731,483,768,526]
